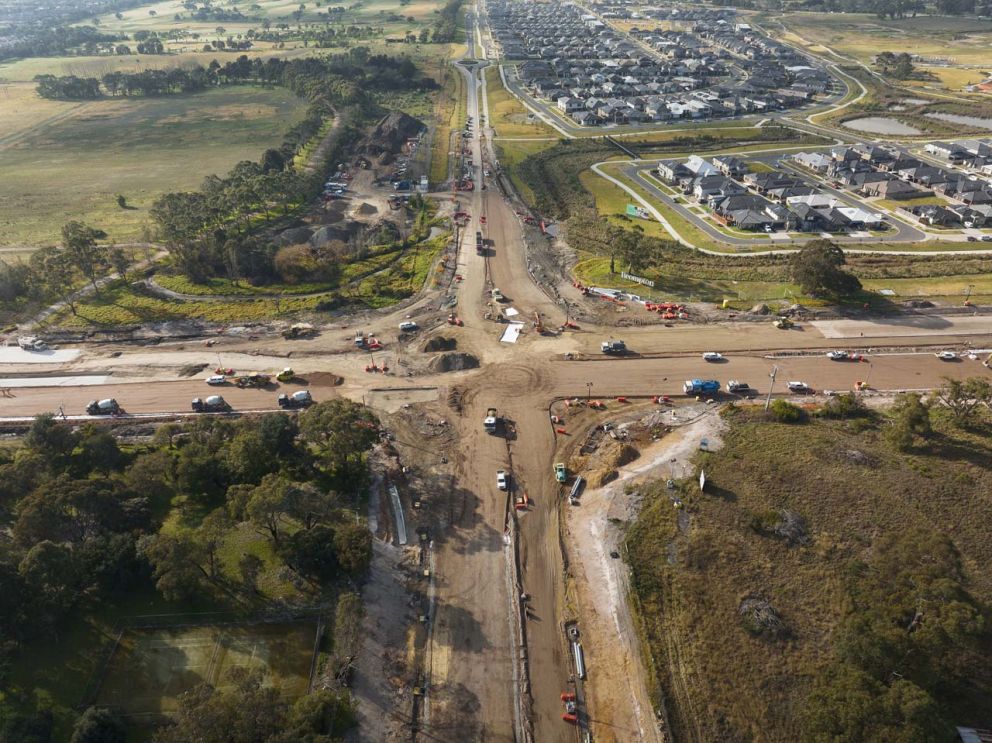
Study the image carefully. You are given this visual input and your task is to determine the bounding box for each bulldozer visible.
[276,367,296,382]
[773,317,794,330]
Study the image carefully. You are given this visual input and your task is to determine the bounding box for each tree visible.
[153,668,286,743]
[138,532,209,601]
[299,400,378,473]
[334,521,372,576]
[246,474,295,544]
[76,425,124,474]
[282,524,338,580]
[61,221,108,293]
[196,508,232,578]
[932,376,992,426]
[260,148,285,173]
[886,393,932,451]
[238,553,264,593]
[24,412,78,465]
[70,707,126,743]
[30,246,79,314]
[115,194,128,209]
[790,240,862,297]
[18,540,78,618]
[108,245,130,283]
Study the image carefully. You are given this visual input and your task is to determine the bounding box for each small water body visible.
[925,112,992,130]
[901,98,930,105]
[841,116,922,135]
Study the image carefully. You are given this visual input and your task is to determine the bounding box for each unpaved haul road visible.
[4,14,992,743]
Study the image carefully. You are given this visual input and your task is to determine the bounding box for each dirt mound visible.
[361,111,425,158]
[272,226,314,247]
[178,363,208,377]
[310,222,363,248]
[356,202,378,216]
[422,336,457,352]
[299,371,344,387]
[584,441,640,488]
[428,352,479,373]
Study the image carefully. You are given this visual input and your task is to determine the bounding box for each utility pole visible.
[586,381,593,402]
[764,365,778,412]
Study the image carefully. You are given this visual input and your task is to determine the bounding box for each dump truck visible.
[86,398,121,416]
[191,395,230,413]
[484,407,499,434]
[601,339,626,354]
[684,379,720,395]
[278,390,313,409]
[554,462,567,483]
[475,231,484,255]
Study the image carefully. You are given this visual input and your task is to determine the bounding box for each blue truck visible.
[684,379,720,395]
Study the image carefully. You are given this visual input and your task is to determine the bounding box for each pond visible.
[841,116,922,135]
[925,112,992,130]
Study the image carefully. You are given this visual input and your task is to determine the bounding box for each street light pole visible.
[587,381,593,402]
[764,365,778,412]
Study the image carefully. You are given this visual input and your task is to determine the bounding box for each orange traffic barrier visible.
[616,396,628,402]
[556,427,567,435]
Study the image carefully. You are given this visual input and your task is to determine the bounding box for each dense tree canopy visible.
[790,240,862,297]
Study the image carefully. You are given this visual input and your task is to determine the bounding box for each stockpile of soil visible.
[300,371,344,386]
[422,337,457,352]
[362,111,425,158]
[583,441,640,488]
[178,363,208,377]
[428,353,479,373]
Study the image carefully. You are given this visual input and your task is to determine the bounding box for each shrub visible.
[819,393,869,420]
[769,399,806,423]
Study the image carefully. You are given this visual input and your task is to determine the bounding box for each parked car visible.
[727,380,751,394]
[982,235,992,242]
[826,350,850,361]
[206,374,227,385]
[936,351,959,361]
[496,470,508,491]
[702,352,724,362]
[787,381,813,394]
[398,321,419,332]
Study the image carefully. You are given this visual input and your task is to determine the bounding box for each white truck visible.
[484,407,499,434]
[17,336,47,352]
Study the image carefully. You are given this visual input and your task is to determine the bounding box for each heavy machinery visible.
[276,367,295,382]
[773,317,794,330]
[236,373,271,388]
[601,339,626,354]
[282,323,315,339]
[278,390,313,409]
[192,395,230,413]
[475,231,484,255]
[86,398,121,416]
[17,336,47,351]
[554,462,567,483]
[484,407,499,434]
[684,379,720,395]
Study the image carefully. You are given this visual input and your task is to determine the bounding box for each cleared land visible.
[0,85,306,249]
[484,65,556,138]
[96,621,317,717]
[628,409,992,741]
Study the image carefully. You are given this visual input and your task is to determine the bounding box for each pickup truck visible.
[684,379,720,395]
[491,287,504,302]
[484,408,499,434]
[601,339,626,354]
[554,463,567,483]
[727,380,751,394]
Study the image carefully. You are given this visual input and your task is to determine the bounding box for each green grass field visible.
[96,621,317,717]
[484,65,556,138]
[628,409,992,740]
[0,85,306,249]
[777,11,992,66]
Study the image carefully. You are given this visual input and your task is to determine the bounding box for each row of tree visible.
[0,399,379,741]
